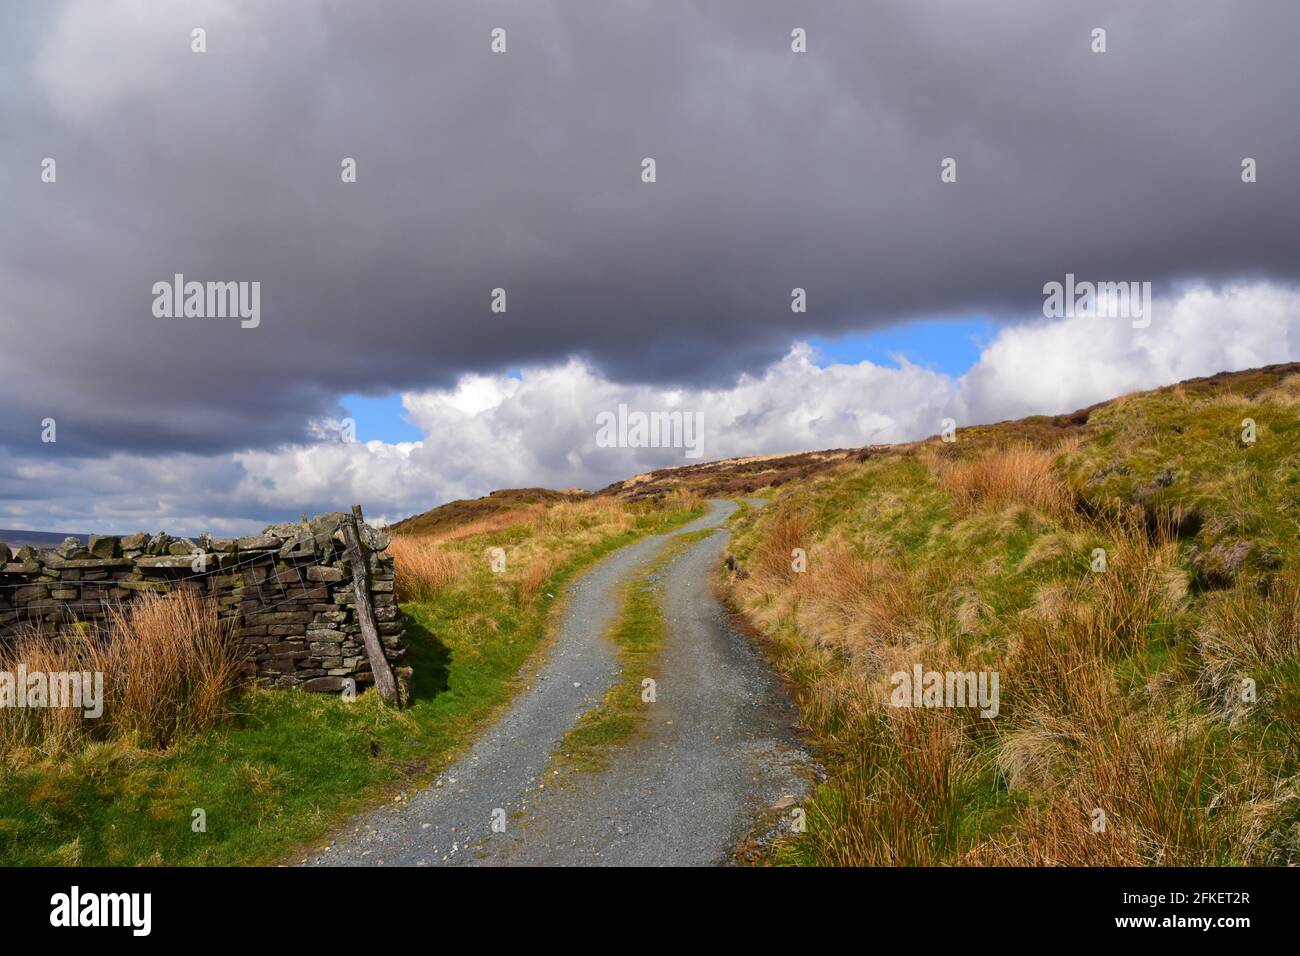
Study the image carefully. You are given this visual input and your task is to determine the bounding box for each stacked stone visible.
[0,534,139,629]
[0,512,409,694]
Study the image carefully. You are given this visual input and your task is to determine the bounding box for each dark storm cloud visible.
[1,0,1297,459]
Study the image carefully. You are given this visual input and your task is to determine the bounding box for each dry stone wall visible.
[0,512,409,694]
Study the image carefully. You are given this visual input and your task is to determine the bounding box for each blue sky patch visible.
[340,393,425,444]
[807,316,997,376]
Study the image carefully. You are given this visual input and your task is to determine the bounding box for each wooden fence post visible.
[343,504,399,705]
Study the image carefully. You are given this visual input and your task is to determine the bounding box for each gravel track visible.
[304,499,813,867]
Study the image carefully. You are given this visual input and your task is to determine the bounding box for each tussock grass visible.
[517,553,558,601]
[753,507,812,587]
[0,590,242,762]
[101,591,244,750]
[1197,571,1300,719]
[798,537,930,662]
[388,536,467,602]
[936,444,1074,520]
[727,384,1300,866]
[803,705,979,866]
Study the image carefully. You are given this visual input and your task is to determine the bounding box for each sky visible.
[1,0,1299,534]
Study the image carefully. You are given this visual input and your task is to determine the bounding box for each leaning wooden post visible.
[343,504,399,705]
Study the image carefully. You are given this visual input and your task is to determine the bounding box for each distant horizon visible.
[0,528,87,549]
[7,353,1299,539]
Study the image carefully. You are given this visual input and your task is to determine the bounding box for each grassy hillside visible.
[722,364,1300,865]
[387,488,589,537]
[598,450,862,501]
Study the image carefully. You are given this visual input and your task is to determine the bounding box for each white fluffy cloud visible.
[960,282,1300,423]
[4,282,1298,536]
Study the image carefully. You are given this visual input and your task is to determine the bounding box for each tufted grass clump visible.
[0,589,243,762]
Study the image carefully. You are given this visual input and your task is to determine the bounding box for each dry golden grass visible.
[708,366,1300,865]
[101,591,243,748]
[534,498,638,536]
[977,515,1257,865]
[795,538,931,668]
[725,443,1292,866]
[788,519,1232,867]
[935,445,1074,519]
[517,553,559,600]
[0,629,92,761]
[750,507,812,588]
[732,497,989,864]
[800,694,979,866]
[426,505,546,542]
[0,590,243,761]
[388,535,468,602]
[981,707,1226,865]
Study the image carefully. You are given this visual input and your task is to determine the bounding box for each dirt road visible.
[304,500,813,867]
